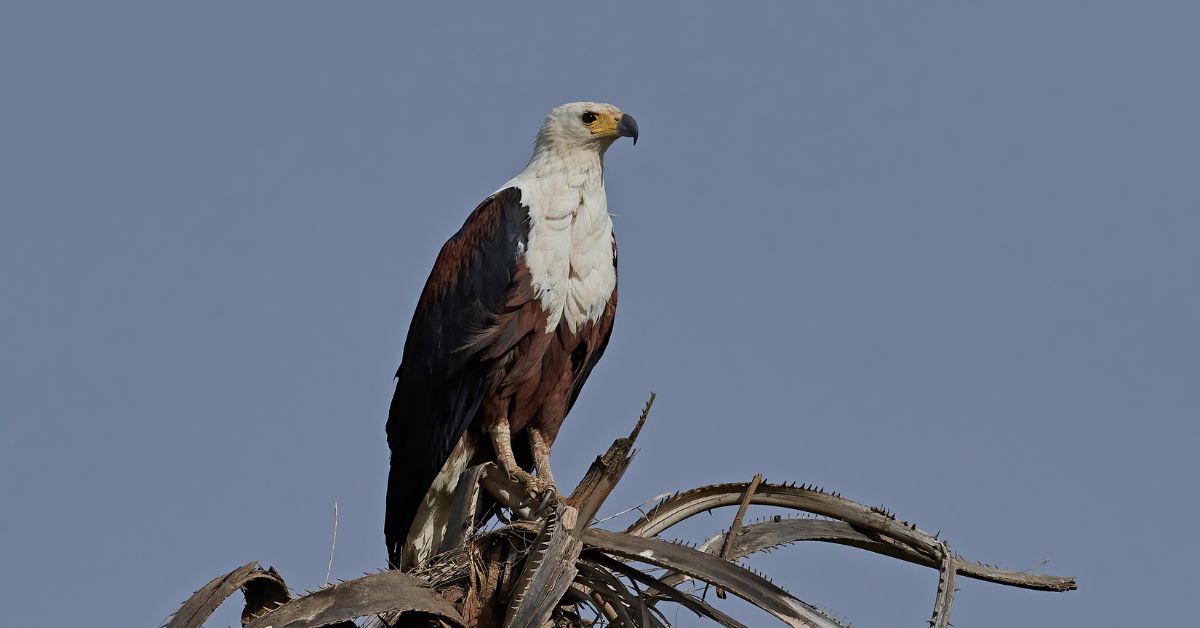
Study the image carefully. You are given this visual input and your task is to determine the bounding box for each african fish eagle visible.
[385,102,638,569]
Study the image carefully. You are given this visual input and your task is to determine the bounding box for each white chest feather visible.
[504,159,616,333]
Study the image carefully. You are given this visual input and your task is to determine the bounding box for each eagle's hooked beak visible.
[616,114,639,145]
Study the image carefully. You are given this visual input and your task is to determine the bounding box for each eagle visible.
[385,102,638,569]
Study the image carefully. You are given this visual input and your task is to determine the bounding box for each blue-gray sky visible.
[2,2,1197,626]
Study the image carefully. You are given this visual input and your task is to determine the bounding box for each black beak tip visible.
[618,114,639,145]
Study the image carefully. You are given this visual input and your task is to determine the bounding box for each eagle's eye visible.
[581,112,598,124]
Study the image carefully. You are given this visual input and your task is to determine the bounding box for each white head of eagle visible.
[386,102,637,570]
[532,101,639,156]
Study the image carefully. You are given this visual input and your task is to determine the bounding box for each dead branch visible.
[504,503,583,628]
[567,392,654,530]
[167,396,1074,627]
[165,561,289,628]
[242,570,462,628]
[585,528,843,628]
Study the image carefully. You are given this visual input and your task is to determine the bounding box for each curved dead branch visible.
[695,517,1075,592]
[574,561,644,627]
[164,561,289,628]
[585,527,844,628]
[590,552,748,628]
[628,482,942,557]
[628,482,1076,593]
[244,570,463,628]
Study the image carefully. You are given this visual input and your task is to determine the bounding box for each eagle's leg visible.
[487,417,551,498]
[527,427,556,488]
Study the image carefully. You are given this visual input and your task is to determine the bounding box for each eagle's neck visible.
[503,147,616,333]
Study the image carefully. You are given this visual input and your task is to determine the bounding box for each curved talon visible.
[521,476,552,498]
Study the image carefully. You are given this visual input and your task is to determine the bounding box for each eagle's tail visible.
[386,436,476,570]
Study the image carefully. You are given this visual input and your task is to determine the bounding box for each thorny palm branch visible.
[165,395,1075,628]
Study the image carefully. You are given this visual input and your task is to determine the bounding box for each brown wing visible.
[385,187,529,566]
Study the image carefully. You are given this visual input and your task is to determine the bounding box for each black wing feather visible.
[384,187,527,564]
